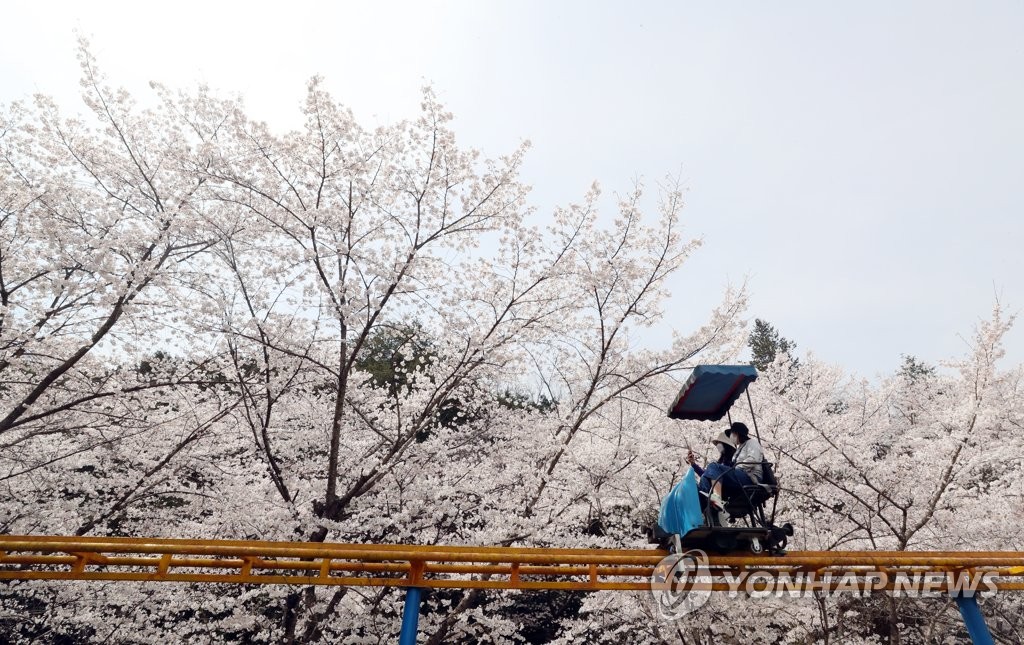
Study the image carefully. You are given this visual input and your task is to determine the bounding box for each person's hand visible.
[685,449,696,465]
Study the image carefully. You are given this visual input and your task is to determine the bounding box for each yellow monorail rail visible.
[1,535,1024,592]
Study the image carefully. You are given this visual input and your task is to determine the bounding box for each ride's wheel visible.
[773,534,787,553]
[763,523,794,555]
[749,537,764,554]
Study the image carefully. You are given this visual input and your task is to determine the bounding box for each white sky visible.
[3,1,1022,376]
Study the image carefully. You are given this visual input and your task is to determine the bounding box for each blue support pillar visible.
[399,587,423,645]
[955,594,995,645]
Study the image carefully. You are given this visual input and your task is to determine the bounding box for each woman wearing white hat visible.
[686,430,736,478]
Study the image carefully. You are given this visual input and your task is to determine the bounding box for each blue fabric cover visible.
[658,466,704,535]
[667,364,759,421]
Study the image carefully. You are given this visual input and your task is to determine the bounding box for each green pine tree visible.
[748,318,798,371]
[898,354,935,382]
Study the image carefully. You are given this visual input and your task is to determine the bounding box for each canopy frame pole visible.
[745,389,761,442]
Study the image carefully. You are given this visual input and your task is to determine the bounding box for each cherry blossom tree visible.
[3,45,1023,645]
[0,43,240,542]
[717,304,1024,644]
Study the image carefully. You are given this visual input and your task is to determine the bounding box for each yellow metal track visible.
[1,535,1023,592]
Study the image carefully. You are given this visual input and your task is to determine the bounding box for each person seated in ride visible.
[685,431,735,477]
[694,422,763,511]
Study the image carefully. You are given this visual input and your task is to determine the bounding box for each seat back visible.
[760,460,779,496]
[726,462,778,519]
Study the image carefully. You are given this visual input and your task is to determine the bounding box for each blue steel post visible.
[399,587,423,645]
[955,594,994,645]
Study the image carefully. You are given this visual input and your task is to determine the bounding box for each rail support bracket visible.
[955,593,994,645]
[398,587,424,645]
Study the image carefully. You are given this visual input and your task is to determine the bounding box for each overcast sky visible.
[3,1,1022,376]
